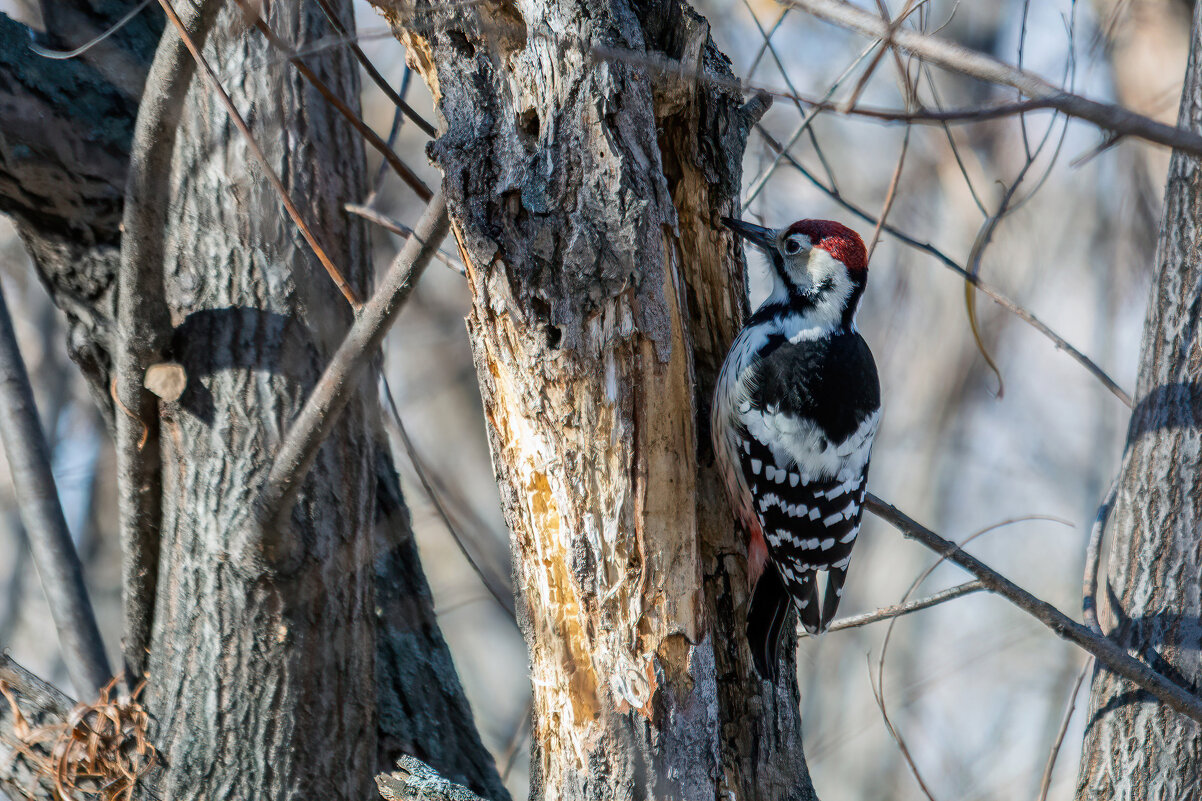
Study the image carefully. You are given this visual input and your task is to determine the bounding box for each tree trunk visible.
[0,2,507,798]
[374,2,816,798]
[1076,6,1202,799]
[141,3,377,797]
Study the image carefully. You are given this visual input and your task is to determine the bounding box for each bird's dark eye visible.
[783,237,802,255]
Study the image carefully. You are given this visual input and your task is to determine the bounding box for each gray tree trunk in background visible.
[0,1,507,799]
[1076,6,1202,800]
[372,1,817,798]
[142,3,372,797]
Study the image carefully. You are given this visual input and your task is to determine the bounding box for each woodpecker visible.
[712,217,881,681]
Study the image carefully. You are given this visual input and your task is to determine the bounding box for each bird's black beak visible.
[721,217,776,253]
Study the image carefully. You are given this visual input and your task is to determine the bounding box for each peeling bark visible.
[1076,6,1202,800]
[374,1,816,798]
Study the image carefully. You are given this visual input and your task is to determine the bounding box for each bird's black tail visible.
[820,566,849,632]
[747,563,792,682]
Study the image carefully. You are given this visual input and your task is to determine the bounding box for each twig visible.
[0,284,110,695]
[755,124,1134,408]
[237,3,433,203]
[115,0,221,684]
[803,580,984,637]
[156,0,362,308]
[866,493,1202,724]
[747,8,788,79]
[741,0,841,191]
[1037,658,1091,801]
[345,203,465,274]
[866,125,909,261]
[921,66,990,218]
[369,67,413,196]
[312,0,438,138]
[381,378,515,619]
[245,191,449,572]
[960,33,1073,400]
[28,0,153,59]
[1084,476,1119,636]
[499,699,532,783]
[224,17,1202,157]
[869,515,1051,801]
[869,653,938,801]
[782,0,1202,155]
[742,37,880,205]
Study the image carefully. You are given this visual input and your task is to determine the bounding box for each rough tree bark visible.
[0,2,506,799]
[1076,5,1202,800]
[372,2,816,798]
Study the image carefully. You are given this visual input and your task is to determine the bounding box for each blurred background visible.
[0,0,1190,798]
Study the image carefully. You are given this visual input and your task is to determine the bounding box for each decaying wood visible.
[1076,7,1202,800]
[373,1,815,797]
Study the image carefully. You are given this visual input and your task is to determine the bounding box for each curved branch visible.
[866,494,1202,724]
[784,0,1202,155]
[114,0,221,682]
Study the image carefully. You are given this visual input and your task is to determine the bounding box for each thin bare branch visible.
[742,38,878,205]
[869,652,938,801]
[369,66,414,197]
[237,4,433,202]
[381,378,515,619]
[921,67,990,217]
[1037,658,1091,801]
[866,493,1202,724]
[783,0,1202,155]
[741,0,841,192]
[869,514,1050,801]
[960,29,1074,400]
[156,0,362,308]
[115,0,221,683]
[28,0,153,59]
[755,124,1134,408]
[804,579,985,637]
[345,203,466,274]
[866,125,909,261]
[245,191,449,572]
[212,17,1198,158]
[499,699,532,783]
[312,0,438,138]
[0,284,110,695]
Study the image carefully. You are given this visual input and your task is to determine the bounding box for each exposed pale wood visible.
[373,1,815,797]
[1076,7,1202,799]
[143,362,187,402]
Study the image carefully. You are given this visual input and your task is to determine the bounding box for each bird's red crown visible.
[786,220,867,274]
